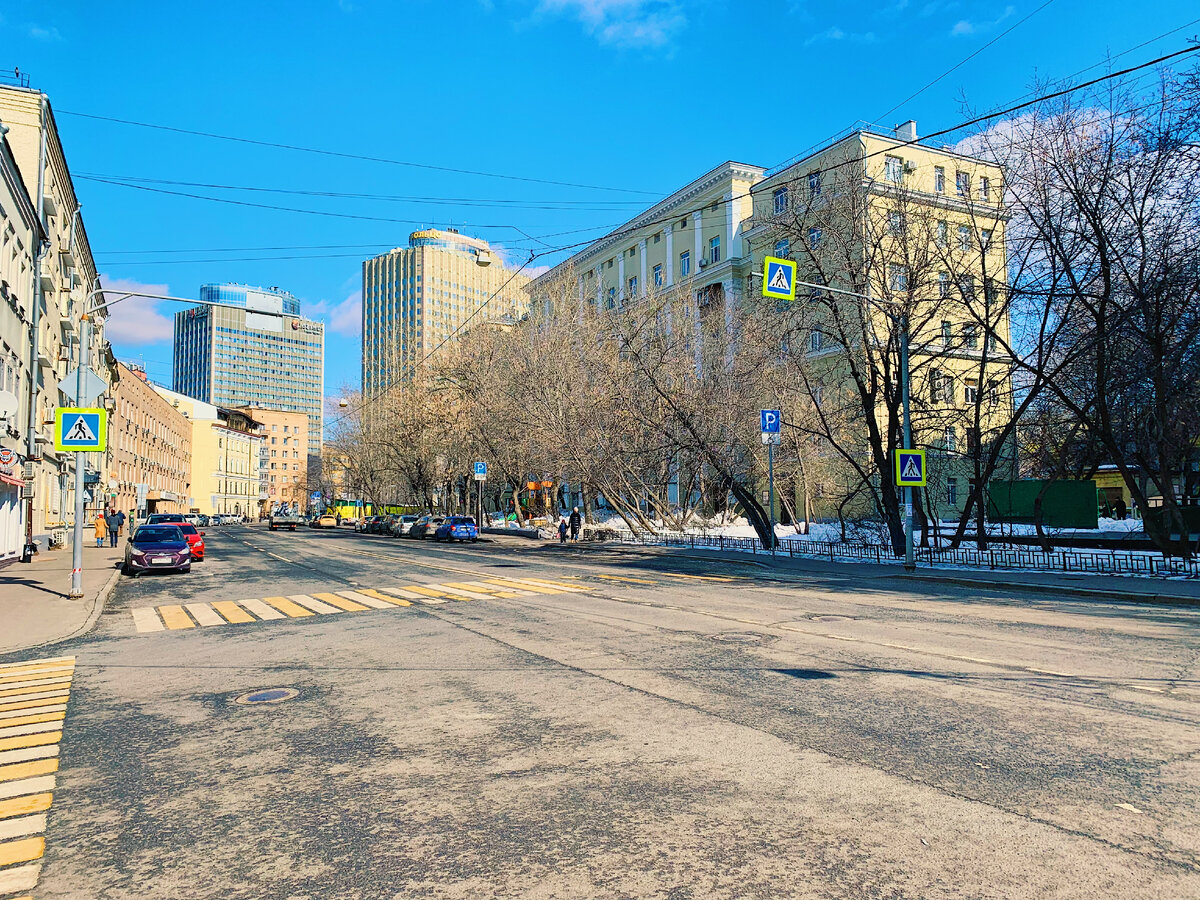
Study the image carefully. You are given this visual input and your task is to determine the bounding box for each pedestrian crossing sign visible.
[894,449,926,487]
[55,407,107,452]
[762,256,797,301]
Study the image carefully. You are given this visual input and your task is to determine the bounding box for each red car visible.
[177,523,206,561]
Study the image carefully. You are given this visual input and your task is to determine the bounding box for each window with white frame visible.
[888,264,909,292]
[653,264,663,286]
[628,275,638,296]
[889,211,905,236]
[938,273,950,299]
[959,225,972,251]
[809,329,823,352]
[938,220,948,247]
[944,426,957,453]
[981,229,992,249]
[808,172,821,196]
[679,250,691,277]
[885,155,904,183]
[807,227,821,250]
[964,323,979,350]
[964,380,979,403]
[709,236,721,264]
[774,239,790,258]
[941,319,952,346]
[956,171,970,196]
[979,176,990,201]
[773,187,789,215]
[947,477,958,505]
[935,166,945,193]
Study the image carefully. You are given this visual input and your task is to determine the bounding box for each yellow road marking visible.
[0,733,60,754]
[0,658,73,672]
[378,587,445,604]
[239,599,285,621]
[0,862,40,893]
[311,592,370,611]
[0,681,70,699]
[157,605,195,630]
[184,603,225,627]
[0,714,65,730]
[595,574,660,584]
[0,759,58,783]
[0,670,73,689]
[0,677,71,696]
[260,596,314,618]
[287,594,341,614]
[421,583,494,600]
[0,696,68,715]
[0,664,74,682]
[335,590,394,609]
[661,572,734,582]
[502,576,590,592]
[130,608,164,633]
[0,835,44,867]
[211,601,255,624]
[402,584,470,601]
[0,706,65,722]
[443,582,522,598]
[354,589,411,608]
[0,794,52,820]
[481,578,564,595]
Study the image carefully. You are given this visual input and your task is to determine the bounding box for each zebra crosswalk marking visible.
[130,608,165,632]
[157,605,194,629]
[312,592,372,611]
[444,581,525,598]
[0,682,69,699]
[378,587,445,604]
[184,604,224,627]
[354,589,412,607]
[286,595,341,615]
[417,583,494,601]
[260,596,314,618]
[239,599,286,621]
[480,578,563,595]
[402,585,470,601]
[211,601,255,624]
[506,576,589,592]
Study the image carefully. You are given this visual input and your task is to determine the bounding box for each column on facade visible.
[665,227,675,287]
[692,214,705,374]
[725,190,736,262]
[638,240,648,297]
[617,253,625,305]
[594,265,603,306]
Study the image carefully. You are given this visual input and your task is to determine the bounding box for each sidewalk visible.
[0,544,123,655]
[545,540,1200,607]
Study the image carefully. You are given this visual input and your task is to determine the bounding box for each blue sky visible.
[3,0,1196,398]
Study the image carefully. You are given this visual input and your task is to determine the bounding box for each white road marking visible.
[1115,802,1144,814]
[239,598,286,621]
[0,705,66,721]
[336,591,392,609]
[0,775,56,800]
[268,553,293,563]
[0,863,41,894]
[287,594,341,614]
[0,744,59,765]
[382,587,446,605]
[130,608,165,633]
[0,813,47,840]
[0,689,70,705]
[0,722,62,739]
[184,603,225,627]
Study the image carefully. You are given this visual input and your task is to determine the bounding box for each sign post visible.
[894,448,925,573]
[760,410,781,556]
[473,462,487,526]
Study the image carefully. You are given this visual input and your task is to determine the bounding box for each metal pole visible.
[69,316,90,597]
[900,312,915,573]
[767,440,776,557]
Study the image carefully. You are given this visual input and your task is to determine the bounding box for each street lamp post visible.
[66,289,286,597]
[793,279,916,573]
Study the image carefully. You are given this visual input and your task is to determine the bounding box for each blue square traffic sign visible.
[55,407,107,452]
[761,256,797,301]
[760,409,781,434]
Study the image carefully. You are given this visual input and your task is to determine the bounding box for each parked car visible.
[434,516,479,542]
[389,514,419,536]
[408,515,445,539]
[356,516,379,533]
[368,516,391,534]
[123,525,192,576]
[314,514,338,528]
[145,513,185,526]
[177,522,206,561]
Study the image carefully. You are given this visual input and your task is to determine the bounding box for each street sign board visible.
[54,408,107,452]
[761,256,797,301]
[760,409,781,434]
[473,461,487,482]
[58,367,108,405]
[762,432,781,445]
[894,449,927,487]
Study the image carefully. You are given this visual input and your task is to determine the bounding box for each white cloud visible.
[804,25,877,47]
[950,4,1013,37]
[537,0,689,48]
[309,291,362,337]
[28,24,62,41]
[98,276,176,346]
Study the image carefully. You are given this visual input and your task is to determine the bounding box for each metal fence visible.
[603,529,1200,577]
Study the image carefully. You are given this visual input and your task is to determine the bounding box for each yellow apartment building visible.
[107,364,192,519]
[233,405,308,513]
[151,385,265,516]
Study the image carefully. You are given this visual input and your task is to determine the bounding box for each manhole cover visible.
[810,615,852,622]
[710,632,772,645]
[235,687,299,706]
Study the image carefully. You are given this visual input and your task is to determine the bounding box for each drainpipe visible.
[21,96,48,562]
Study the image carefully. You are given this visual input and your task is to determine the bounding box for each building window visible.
[774,239,790,258]
[885,155,904,183]
[959,225,972,251]
[981,229,992,249]
[680,251,691,277]
[945,426,957,453]
[709,236,721,264]
[773,187,789,215]
[964,323,979,350]
[628,246,636,257]
[937,220,948,247]
[888,211,905,236]
[888,264,908,292]
[606,287,616,308]
[653,264,663,286]
[653,233,661,244]
[965,380,979,404]
[627,275,638,296]
[947,478,958,505]
[958,275,976,300]
[607,259,613,269]
[979,176,991,201]
[808,330,825,353]
[808,227,821,250]
[808,172,821,196]
[935,166,945,193]
[956,171,969,197]
[939,273,950,299]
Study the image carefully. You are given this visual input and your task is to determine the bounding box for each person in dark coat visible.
[115,510,126,539]
[104,509,121,547]
[557,517,568,544]
[568,507,582,542]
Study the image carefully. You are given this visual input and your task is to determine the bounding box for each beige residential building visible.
[151,385,265,516]
[233,405,308,513]
[107,364,191,519]
[361,229,531,396]
[0,75,115,548]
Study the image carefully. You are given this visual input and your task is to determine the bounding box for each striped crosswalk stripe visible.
[0,657,74,898]
[239,599,286,621]
[287,595,342,615]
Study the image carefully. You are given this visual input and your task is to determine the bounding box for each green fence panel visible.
[987,479,1099,529]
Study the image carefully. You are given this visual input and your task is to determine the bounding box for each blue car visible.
[434,516,479,542]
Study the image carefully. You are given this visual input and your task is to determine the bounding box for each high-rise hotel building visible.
[173,283,324,461]
[361,230,531,395]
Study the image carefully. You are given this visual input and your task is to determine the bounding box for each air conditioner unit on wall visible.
[697,257,708,268]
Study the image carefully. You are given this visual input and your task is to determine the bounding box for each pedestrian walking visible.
[557,516,568,544]
[104,509,121,548]
[115,509,126,539]
[94,512,107,548]
[568,506,582,542]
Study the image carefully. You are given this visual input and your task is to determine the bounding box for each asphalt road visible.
[13,523,1200,898]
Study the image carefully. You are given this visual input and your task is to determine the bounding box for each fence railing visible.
[601,529,1200,577]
